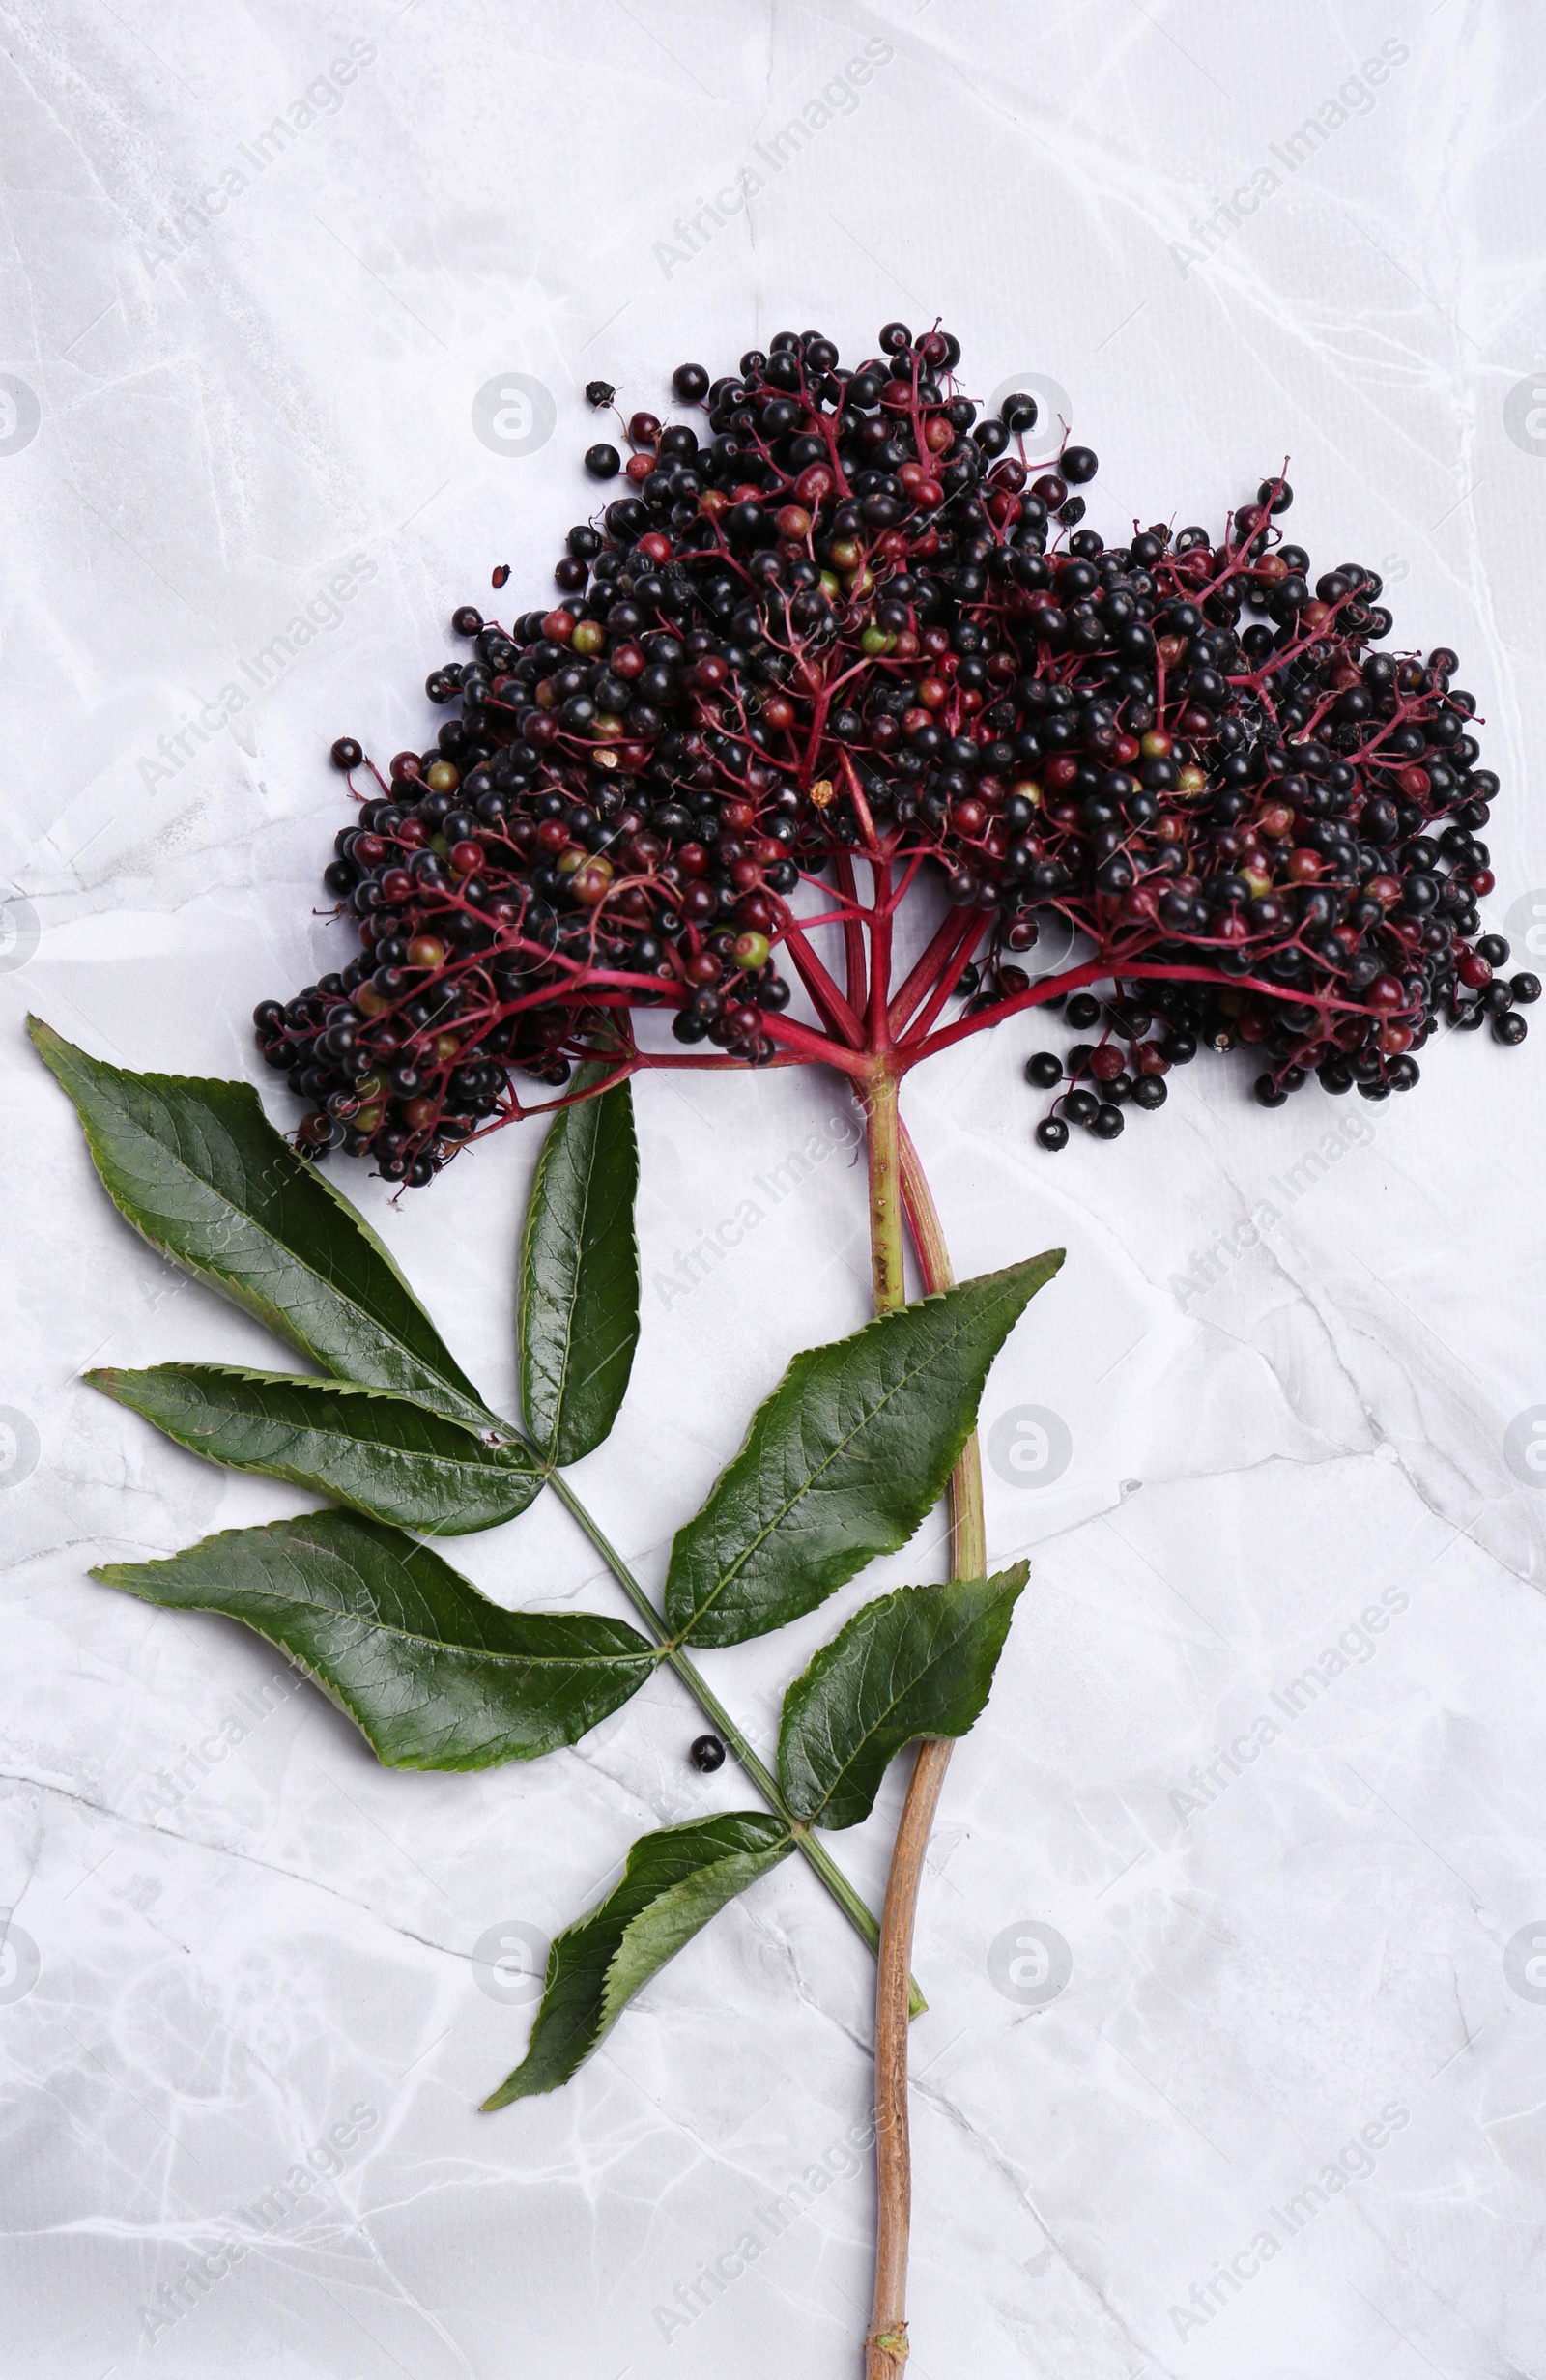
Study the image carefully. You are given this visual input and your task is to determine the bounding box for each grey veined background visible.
[4,6,1546,2376]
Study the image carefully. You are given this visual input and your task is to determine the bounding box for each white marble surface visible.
[5,4,1546,2373]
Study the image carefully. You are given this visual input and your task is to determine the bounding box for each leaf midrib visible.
[682,1282,1020,1628]
[114,1369,538,1482]
[109,1561,660,1671]
[529,1102,605,1461]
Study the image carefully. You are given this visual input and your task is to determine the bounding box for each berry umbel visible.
[256,324,1519,1184]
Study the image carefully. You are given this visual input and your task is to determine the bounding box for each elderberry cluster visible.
[253,319,1520,1185]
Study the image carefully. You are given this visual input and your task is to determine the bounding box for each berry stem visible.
[860,1066,905,1315]
[544,1467,922,2007]
[862,1093,985,2380]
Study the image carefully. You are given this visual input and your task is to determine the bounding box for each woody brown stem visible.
[861,1098,985,2379]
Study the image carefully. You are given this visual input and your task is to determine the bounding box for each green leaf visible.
[92,1510,659,1767]
[87,1365,545,1535]
[663,1254,1063,1648]
[481,1813,794,2108]
[519,1067,640,1466]
[778,1564,1030,1830]
[30,1018,499,1438]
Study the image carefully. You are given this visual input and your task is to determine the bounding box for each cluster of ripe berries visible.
[252,321,1523,1184]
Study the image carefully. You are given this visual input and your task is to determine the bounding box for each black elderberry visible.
[329,737,362,770]
[1036,1117,1070,1151]
[690,1735,726,1773]
[1512,973,1541,1004]
[1495,1011,1528,1046]
[1063,1089,1100,1127]
[586,444,621,479]
[585,380,616,410]
[1025,1052,1063,1088]
[1131,1075,1167,1110]
[1089,1104,1124,1139]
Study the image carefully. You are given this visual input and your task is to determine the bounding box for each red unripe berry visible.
[380,868,414,903]
[389,751,422,780]
[776,505,812,541]
[404,1096,439,1132]
[1396,764,1430,800]
[914,479,944,510]
[1472,868,1496,895]
[449,841,483,875]
[762,695,795,731]
[1283,849,1323,882]
[627,411,660,446]
[736,893,775,931]
[611,643,645,678]
[691,654,730,690]
[1090,1047,1125,1082]
[722,800,756,831]
[637,531,673,564]
[624,453,654,483]
[1368,973,1407,1011]
[678,843,709,876]
[951,798,988,837]
[541,610,575,643]
[1457,952,1492,989]
[795,465,834,507]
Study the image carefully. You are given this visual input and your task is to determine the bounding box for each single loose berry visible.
[585,443,620,479]
[690,1735,726,1773]
[585,380,616,409]
[1512,972,1541,1004]
[672,362,709,402]
[1025,1052,1063,1088]
[1495,1011,1528,1045]
[329,736,362,771]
